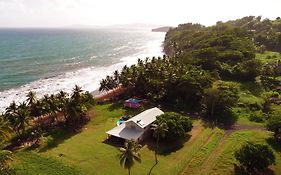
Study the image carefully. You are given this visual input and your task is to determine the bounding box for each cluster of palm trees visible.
[0,85,95,140]
[100,56,212,111]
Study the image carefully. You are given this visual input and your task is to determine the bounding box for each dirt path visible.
[181,124,266,175]
[197,131,231,175]
[231,124,265,131]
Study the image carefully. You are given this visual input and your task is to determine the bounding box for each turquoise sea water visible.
[0,28,165,111]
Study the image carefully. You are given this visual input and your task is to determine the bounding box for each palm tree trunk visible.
[128,169,131,175]
[155,135,159,164]
[211,101,214,118]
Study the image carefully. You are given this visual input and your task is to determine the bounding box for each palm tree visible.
[119,140,141,175]
[4,101,18,126]
[48,94,59,124]
[5,101,17,114]
[151,123,168,164]
[66,86,87,127]
[14,103,30,135]
[72,85,83,100]
[0,116,12,141]
[56,91,69,121]
[41,95,51,116]
[26,91,37,106]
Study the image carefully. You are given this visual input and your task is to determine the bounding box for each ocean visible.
[0,28,165,112]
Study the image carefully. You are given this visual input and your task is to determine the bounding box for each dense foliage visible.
[223,16,281,52]
[235,142,275,172]
[154,112,193,140]
[100,57,213,110]
[164,21,264,81]
[260,59,281,88]
[203,81,239,122]
[0,85,95,149]
[100,16,281,126]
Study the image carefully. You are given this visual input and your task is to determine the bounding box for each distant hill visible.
[152,26,172,32]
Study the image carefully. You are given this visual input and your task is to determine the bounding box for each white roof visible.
[106,123,144,141]
[127,107,164,128]
[106,107,164,140]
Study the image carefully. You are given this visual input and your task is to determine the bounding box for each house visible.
[106,107,164,142]
[124,98,143,108]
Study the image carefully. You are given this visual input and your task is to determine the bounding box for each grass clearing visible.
[11,151,83,175]
[209,130,281,175]
[181,128,224,175]
[9,103,281,175]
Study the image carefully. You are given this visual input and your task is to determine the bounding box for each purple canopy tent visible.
[124,98,142,108]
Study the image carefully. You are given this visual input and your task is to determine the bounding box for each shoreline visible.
[0,33,165,112]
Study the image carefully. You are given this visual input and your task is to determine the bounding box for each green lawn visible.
[209,130,281,175]
[11,151,83,175]
[10,103,281,175]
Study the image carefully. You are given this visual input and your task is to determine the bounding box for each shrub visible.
[235,142,275,172]
[155,112,193,140]
[248,111,264,123]
[41,136,55,148]
[0,150,14,175]
[266,113,281,140]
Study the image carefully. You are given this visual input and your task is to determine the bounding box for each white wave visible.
[113,45,129,51]
[0,33,165,112]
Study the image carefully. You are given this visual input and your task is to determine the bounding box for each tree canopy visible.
[235,142,276,172]
[154,112,193,140]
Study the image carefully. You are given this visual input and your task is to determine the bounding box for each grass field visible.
[10,103,281,175]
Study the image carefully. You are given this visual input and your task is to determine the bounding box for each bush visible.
[235,142,275,172]
[41,136,55,148]
[248,111,264,123]
[155,112,193,140]
[266,113,281,140]
[0,150,14,175]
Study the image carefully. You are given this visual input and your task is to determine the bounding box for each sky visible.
[0,0,280,27]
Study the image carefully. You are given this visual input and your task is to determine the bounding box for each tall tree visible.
[26,91,37,106]
[56,91,69,121]
[14,103,30,135]
[119,140,141,175]
[151,123,168,164]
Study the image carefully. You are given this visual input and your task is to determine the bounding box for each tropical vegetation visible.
[1,16,281,175]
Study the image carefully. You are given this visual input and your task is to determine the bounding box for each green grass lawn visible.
[10,103,281,175]
[209,130,281,175]
[11,151,83,175]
